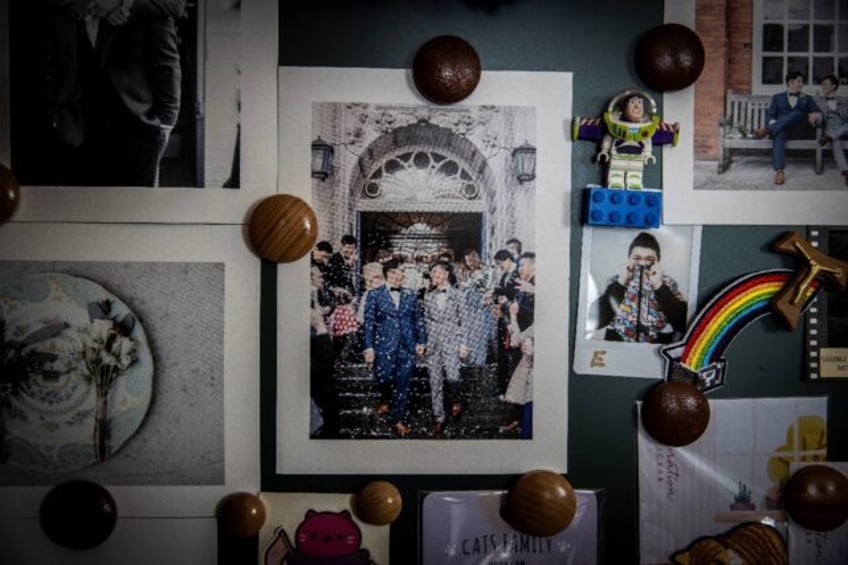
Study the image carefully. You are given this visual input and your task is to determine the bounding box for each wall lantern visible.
[311,137,335,181]
[511,141,536,184]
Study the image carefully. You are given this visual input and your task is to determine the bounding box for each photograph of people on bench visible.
[694,2,848,191]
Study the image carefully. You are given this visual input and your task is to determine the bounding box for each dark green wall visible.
[264,2,848,562]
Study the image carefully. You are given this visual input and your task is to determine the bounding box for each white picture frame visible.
[663,0,848,225]
[275,66,572,474]
[0,0,277,224]
[0,222,260,517]
[573,225,702,379]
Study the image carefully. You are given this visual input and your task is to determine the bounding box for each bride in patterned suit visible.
[423,261,468,434]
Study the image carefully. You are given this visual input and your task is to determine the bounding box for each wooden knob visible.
[0,162,21,222]
[217,492,267,537]
[39,480,117,550]
[248,194,318,263]
[505,470,576,537]
[784,464,848,531]
[641,380,710,447]
[353,480,402,526]
[413,35,481,104]
[635,23,705,91]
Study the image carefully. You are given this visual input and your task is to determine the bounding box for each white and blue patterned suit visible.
[363,284,426,425]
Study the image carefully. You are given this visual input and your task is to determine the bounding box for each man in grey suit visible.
[423,261,468,434]
[815,74,848,186]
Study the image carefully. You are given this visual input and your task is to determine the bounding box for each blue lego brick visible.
[585,186,662,228]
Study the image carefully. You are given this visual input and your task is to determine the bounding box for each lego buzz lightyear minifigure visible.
[573,89,679,190]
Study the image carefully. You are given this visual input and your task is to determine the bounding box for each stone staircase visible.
[333,362,523,439]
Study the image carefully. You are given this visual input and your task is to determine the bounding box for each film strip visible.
[806,226,848,380]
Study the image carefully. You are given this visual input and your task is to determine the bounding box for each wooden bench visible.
[717,90,834,174]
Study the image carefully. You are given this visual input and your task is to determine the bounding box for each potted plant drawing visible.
[75,300,138,462]
[0,313,67,463]
[729,481,756,511]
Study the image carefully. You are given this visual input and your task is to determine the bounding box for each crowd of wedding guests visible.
[309,235,535,439]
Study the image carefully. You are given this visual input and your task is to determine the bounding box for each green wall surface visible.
[265,2,848,562]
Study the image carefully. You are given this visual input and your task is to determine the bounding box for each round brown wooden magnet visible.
[505,470,576,537]
[641,380,710,447]
[248,194,318,263]
[217,492,267,537]
[39,480,117,550]
[413,35,481,104]
[635,23,705,92]
[353,480,402,526]
[784,464,848,531]
[0,162,21,222]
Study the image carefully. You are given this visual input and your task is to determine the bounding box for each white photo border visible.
[0,222,260,517]
[573,225,702,379]
[0,0,277,224]
[275,67,572,474]
[662,0,848,225]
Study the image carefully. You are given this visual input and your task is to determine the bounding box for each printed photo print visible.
[308,101,537,440]
[694,1,848,191]
[573,225,702,379]
[6,0,241,188]
[0,260,225,485]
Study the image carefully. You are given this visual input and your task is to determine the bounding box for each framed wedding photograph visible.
[0,222,260,517]
[275,66,572,474]
[573,225,702,379]
[663,0,848,225]
[0,0,277,223]
[806,226,848,380]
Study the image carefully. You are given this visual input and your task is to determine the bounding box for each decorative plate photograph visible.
[0,272,153,472]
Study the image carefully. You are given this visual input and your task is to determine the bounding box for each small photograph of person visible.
[583,227,696,345]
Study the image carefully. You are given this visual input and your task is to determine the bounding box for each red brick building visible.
[695,0,754,160]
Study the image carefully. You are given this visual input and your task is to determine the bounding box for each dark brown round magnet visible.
[0,162,21,222]
[39,480,117,550]
[635,23,705,92]
[247,194,318,263]
[641,380,710,447]
[413,35,481,104]
[784,464,848,531]
[217,492,267,537]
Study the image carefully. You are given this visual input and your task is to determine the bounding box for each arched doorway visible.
[352,122,493,268]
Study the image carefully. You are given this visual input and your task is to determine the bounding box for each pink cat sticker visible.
[265,509,374,565]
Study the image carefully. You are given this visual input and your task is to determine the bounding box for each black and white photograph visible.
[663,0,848,225]
[0,222,260,518]
[573,225,702,379]
[7,0,239,188]
[0,0,277,223]
[275,67,571,474]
